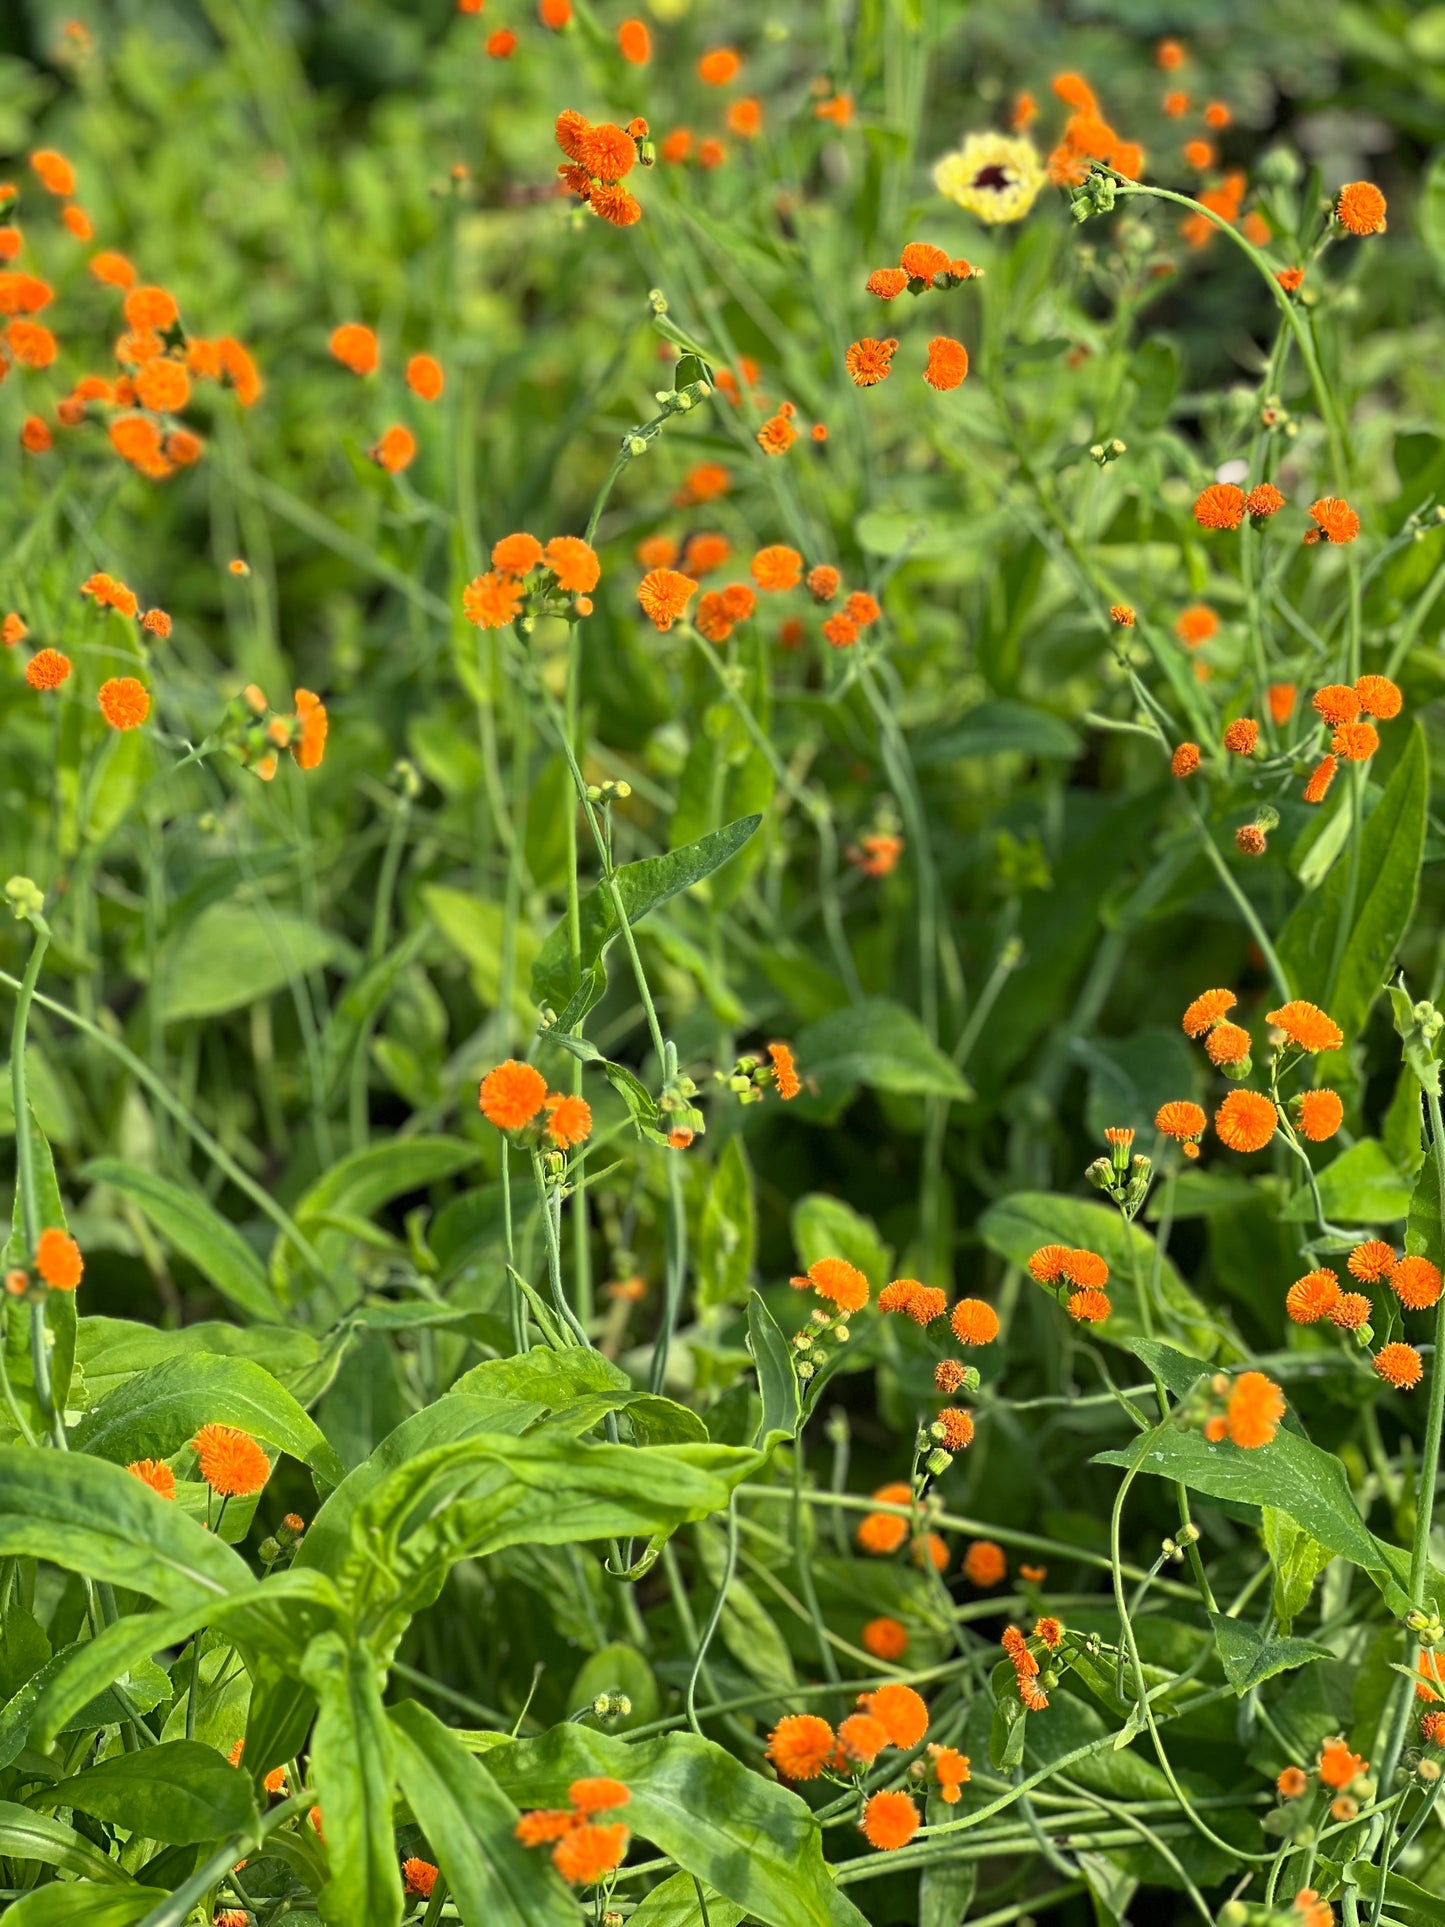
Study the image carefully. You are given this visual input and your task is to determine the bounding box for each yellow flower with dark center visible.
[934,131,1046,224]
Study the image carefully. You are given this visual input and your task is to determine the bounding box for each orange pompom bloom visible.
[935,1359,967,1394]
[568,1777,630,1815]
[1154,1102,1205,1161]
[768,1041,801,1099]
[544,536,600,593]
[193,1422,271,1496]
[290,689,328,771]
[329,323,379,375]
[1349,1240,1396,1283]
[860,1683,928,1749]
[1296,1089,1343,1142]
[1309,498,1360,544]
[1266,1000,1343,1053]
[491,534,543,576]
[551,1822,629,1885]
[127,1458,176,1499]
[1223,717,1258,754]
[756,412,797,456]
[480,1059,547,1129]
[900,241,950,280]
[371,425,416,474]
[1286,1269,1341,1325]
[35,1227,83,1289]
[1226,1370,1285,1448]
[1303,756,1337,804]
[682,533,731,577]
[20,416,52,455]
[698,47,741,85]
[1312,683,1359,726]
[752,545,803,592]
[1336,183,1386,236]
[845,591,880,628]
[862,1616,909,1661]
[1268,682,1297,724]
[618,19,651,63]
[635,534,678,572]
[142,608,172,637]
[30,149,76,196]
[1246,483,1285,518]
[1182,988,1236,1036]
[801,1256,870,1312]
[637,568,697,631]
[134,356,191,413]
[1194,483,1246,531]
[1390,1255,1442,1310]
[861,1790,920,1851]
[1205,1022,1250,1067]
[1171,742,1200,777]
[98,677,151,730]
[540,0,571,26]
[923,337,969,391]
[1332,720,1379,762]
[486,29,517,56]
[3,613,28,646]
[405,353,444,401]
[1374,1342,1423,1390]
[1110,604,1135,626]
[1422,1710,1445,1745]
[1175,603,1218,646]
[951,1298,1000,1346]
[1277,1766,1309,1799]
[90,250,136,289]
[544,1093,592,1150]
[765,1713,835,1780]
[1354,673,1401,719]
[462,571,524,630]
[25,647,71,690]
[837,1712,891,1764]
[6,319,56,368]
[1319,1738,1368,1789]
[1184,139,1215,170]
[402,1858,438,1897]
[1067,1288,1111,1322]
[845,337,899,387]
[806,564,840,603]
[1215,1089,1277,1153]
[857,1510,909,1555]
[822,614,858,649]
[728,98,762,138]
[867,268,909,299]
[515,1809,579,1846]
[963,1540,1007,1587]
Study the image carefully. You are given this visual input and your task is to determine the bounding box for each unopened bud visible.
[593,1694,611,1718]
[1420,1758,1441,1782]
[5,876,44,920]
[797,1361,816,1380]
[925,1447,953,1476]
[627,435,648,457]
[258,1537,282,1562]
[1085,1157,1113,1191]
[833,1324,850,1343]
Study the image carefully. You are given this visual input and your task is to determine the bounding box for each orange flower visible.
[822,614,858,649]
[1154,1102,1205,1160]
[1182,988,1236,1037]
[292,689,328,770]
[1286,1269,1341,1324]
[25,647,71,691]
[142,609,172,637]
[486,29,517,56]
[1214,1089,1277,1153]
[1375,1342,1423,1389]
[1225,1370,1285,1448]
[1331,1294,1371,1330]
[799,1256,869,1312]
[900,240,951,280]
[462,571,524,630]
[20,416,52,454]
[806,564,840,603]
[618,19,651,63]
[1318,1738,1368,1789]
[923,336,969,391]
[1205,1022,1251,1067]
[544,1093,592,1149]
[1235,825,1267,857]
[551,1822,629,1885]
[1067,1287,1111,1322]
[815,95,853,126]
[762,1712,836,1783]
[1390,1255,1442,1311]
[845,337,899,387]
[1312,683,1360,726]
[866,268,909,299]
[1110,604,1135,626]
[134,357,191,413]
[862,1616,909,1661]
[1183,139,1215,170]
[2,613,28,645]
[1175,603,1218,646]
[567,1777,629,1815]
[951,1298,1000,1346]
[405,353,444,401]
[1266,683,1297,726]
[480,1060,547,1129]
[329,322,378,375]
[1277,266,1306,293]
[728,97,762,138]
[402,1858,438,1897]
[515,1809,579,1846]
[6,319,56,368]
[1336,183,1386,236]
[1223,718,1258,754]
[935,1359,967,1394]
[1246,483,1285,518]
[767,1041,800,1099]
[1303,756,1337,804]
[857,1510,909,1555]
[127,1458,176,1499]
[1276,1766,1309,1800]
[1309,498,1360,544]
[859,1683,928,1749]
[963,1540,1007,1587]
[751,545,803,592]
[861,1790,919,1851]
[1266,1000,1343,1053]
[194,1422,271,1496]
[845,591,880,628]
[1296,1089,1343,1142]
[1171,742,1200,777]
[540,0,571,26]
[698,48,741,85]
[1354,673,1401,719]
[30,149,76,196]
[756,412,797,456]
[35,1227,83,1289]
[545,536,600,593]
[837,1712,890,1763]
[635,534,678,572]
[637,568,698,631]
[1349,1240,1396,1283]
[931,1745,971,1803]
[98,677,151,730]
[370,425,416,474]
[492,534,543,576]
[1194,483,1246,531]
[1332,720,1379,762]
[0,271,52,314]
[681,533,731,578]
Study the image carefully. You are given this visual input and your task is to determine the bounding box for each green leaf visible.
[790,1194,892,1289]
[83,1159,279,1322]
[630,1872,747,1927]
[1263,1507,1335,1632]
[485,1726,869,1927]
[0,1888,170,1927]
[746,1292,800,1450]
[532,815,762,1012]
[910,699,1081,765]
[696,1136,756,1313]
[1207,1613,1332,1694]
[72,1353,344,1491]
[301,1631,402,1927]
[420,888,538,1017]
[152,902,344,1022]
[1345,1859,1445,1926]
[389,1701,577,1926]
[0,1800,130,1882]
[277,1136,482,1297]
[1281,1139,1412,1224]
[31,1738,259,1846]
[76,1316,322,1402]
[1277,721,1428,1047]
[793,998,971,1108]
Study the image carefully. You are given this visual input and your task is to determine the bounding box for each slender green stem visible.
[686,1495,737,1738]
[10,918,51,1255]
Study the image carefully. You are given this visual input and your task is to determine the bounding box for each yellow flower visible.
[934,131,1046,224]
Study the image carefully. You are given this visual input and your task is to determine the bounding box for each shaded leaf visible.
[1207,1613,1332,1694]
[301,1631,402,1927]
[82,1159,279,1323]
[793,998,971,1108]
[31,1738,258,1846]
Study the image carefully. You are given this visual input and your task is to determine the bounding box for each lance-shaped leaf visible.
[301,1630,402,1927]
[274,1135,482,1297]
[82,1159,279,1323]
[0,1800,130,1882]
[30,1738,259,1846]
[1,1887,169,1926]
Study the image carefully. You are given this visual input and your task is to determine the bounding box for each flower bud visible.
[259,1537,282,1563]
[926,1447,953,1477]
[1085,1157,1113,1191]
[5,876,45,920]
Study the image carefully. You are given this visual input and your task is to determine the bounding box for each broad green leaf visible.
[82,1159,279,1322]
[1263,1507,1334,1632]
[389,1701,577,1926]
[0,1445,250,1608]
[696,1136,756,1312]
[624,1394,709,1446]
[1,1888,169,1926]
[1281,1138,1412,1224]
[630,1872,747,1927]
[276,1136,481,1296]
[910,699,1081,765]
[1407,1138,1445,1269]
[697,1519,797,1695]
[76,1316,322,1403]
[921,1852,976,1927]
[793,998,971,1108]
[1277,722,1427,1047]
[745,1292,800,1450]
[485,1726,869,1927]
[31,1738,258,1845]
[790,1194,892,1289]
[0,1800,130,1881]
[301,1631,402,1927]
[152,902,343,1022]
[420,887,538,1016]
[71,1353,344,1491]
[531,815,762,1012]
[1345,1859,1445,1926]
[1207,1613,1332,1694]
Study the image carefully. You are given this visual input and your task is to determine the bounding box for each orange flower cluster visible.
[1266,1000,1343,1054]
[555,110,647,227]
[1203,1370,1285,1447]
[478,1060,592,1150]
[767,1689,929,1850]
[463,532,600,630]
[856,1481,944,1568]
[1001,1622,1050,1711]
[792,1256,869,1313]
[845,329,968,391]
[1027,1245,1111,1321]
[865,240,980,300]
[515,1777,631,1885]
[1045,74,1143,188]
[35,1227,83,1290]
[878,1277,948,1325]
[1155,1099,1207,1156]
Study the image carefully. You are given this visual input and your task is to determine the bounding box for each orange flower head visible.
[767,1041,800,1099]
[1223,718,1258,755]
[752,545,803,592]
[1246,483,1285,518]
[32,1227,82,1290]
[756,412,797,456]
[545,536,601,594]
[857,1510,909,1555]
[1348,1240,1396,1283]
[862,1616,909,1661]
[1225,1370,1285,1448]
[698,48,741,85]
[859,1683,928,1749]
[6,319,56,368]
[1155,1100,1207,1151]
[635,534,678,572]
[568,1777,630,1815]
[846,591,881,627]
[486,30,517,56]
[861,1789,920,1851]
[694,591,736,644]
[618,19,651,63]
[194,1422,271,1496]
[1067,1287,1112,1323]
[290,689,328,771]
[403,1858,438,1897]
[30,149,76,195]
[462,571,524,630]
[931,1744,971,1802]
[963,1540,1007,1587]
[25,647,71,691]
[492,533,543,576]
[1390,1255,1442,1311]
[1295,1089,1343,1142]
[1205,1022,1251,1067]
[951,1298,1000,1346]
[1184,139,1215,171]
[803,1256,870,1312]
[766,1713,835,1780]
[1171,742,1200,777]
[142,609,172,637]
[480,1059,547,1130]
[329,322,378,376]
[544,1093,592,1150]
[515,1808,580,1846]
[1277,1766,1309,1799]
[1214,1089,1277,1153]
[1110,604,1135,626]
[1182,988,1236,1037]
[1312,683,1360,726]
[1336,183,1386,236]
[1268,682,1297,725]
[134,356,191,413]
[867,268,909,300]
[837,1711,891,1764]
[845,337,899,387]
[1266,1000,1343,1053]
[935,1358,967,1394]
[806,564,840,603]
[98,677,151,731]
[0,271,53,315]
[1309,497,1360,544]
[20,415,52,454]
[1318,1738,1368,1789]
[1304,756,1338,804]
[1327,1293,1368,1331]
[404,353,443,401]
[728,97,762,138]
[1027,1245,1071,1284]
[1354,673,1401,720]
[682,533,731,577]
[637,568,697,631]
[551,1822,629,1885]
[371,425,416,474]
[127,1459,176,1499]
[540,0,571,27]
[1422,1710,1445,1744]
[900,240,951,281]
[1286,1268,1340,1324]
[1194,483,1246,531]
[1331,720,1379,762]
[923,336,969,391]
[822,614,858,649]
[2,613,28,646]
[579,124,636,185]
[1374,1342,1423,1390]
[1175,603,1218,647]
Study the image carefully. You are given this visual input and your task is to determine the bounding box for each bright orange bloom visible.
[679,462,729,504]
[194,1423,271,1496]
[0,271,52,314]
[540,0,571,25]
[2,613,27,645]
[1171,742,1200,777]
[25,647,70,690]
[1067,1287,1111,1322]
[1276,1765,1309,1800]
[551,1822,629,1885]
[768,1041,800,1099]
[143,609,172,637]
[756,412,797,456]
[1354,674,1402,719]
[681,533,731,578]
[859,1683,928,1749]
[1267,1001,1343,1053]
[862,1616,909,1661]
[1183,139,1215,170]
[1303,756,1338,804]
[1336,183,1386,235]
[935,1359,967,1394]
[121,286,178,333]
[1286,1269,1341,1324]
[815,95,853,126]
[1205,1022,1250,1067]
[1234,825,1267,857]
[963,1540,1007,1587]
[577,123,635,185]
[751,545,803,592]
[867,268,909,299]
[1332,720,1379,762]
[492,533,543,575]
[1110,604,1135,626]
[402,1858,438,1897]
[861,1790,920,1851]
[134,357,191,413]
[127,1458,176,1499]
[857,1510,909,1555]
[109,414,169,474]
[293,689,327,769]
[1312,683,1359,726]
[1375,1342,1423,1390]
[515,1809,579,1846]
[6,319,56,368]
[89,249,136,288]
[1215,1089,1277,1153]
[822,614,858,649]
[1318,1738,1368,1789]
[486,30,516,56]
[698,48,740,85]
[1194,483,1246,530]
[544,1093,592,1150]
[329,322,378,375]
[845,591,880,627]
[20,415,52,454]
[900,241,951,280]
[1182,988,1236,1037]
[405,353,444,400]
[635,534,678,572]
[1391,1255,1442,1310]
[923,337,969,390]
[0,229,20,264]
[837,1711,891,1764]
[35,1227,83,1289]
[1246,483,1285,518]
[765,1712,835,1781]
[216,336,262,406]
[1332,1288,1371,1325]
[799,1255,869,1312]
[1309,498,1360,544]
[845,337,899,387]
[1223,718,1258,755]
[371,425,416,474]
[637,567,698,631]
[936,1405,976,1450]
[480,1059,547,1129]
[544,536,600,593]
[462,571,524,629]
[30,149,75,195]
[806,564,840,603]
[98,677,151,730]
[618,19,651,63]
[1296,1089,1343,1142]
[1277,266,1306,293]
[1419,1652,1445,1703]
[1154,1099,1205,1155]
[568,1778,630,1815]
[728,97,762,137]
[951,1298,1000,1346]
[1175,603,1218,646]
[1226,1370,1285,1448]
[1349,1240,1396,1283]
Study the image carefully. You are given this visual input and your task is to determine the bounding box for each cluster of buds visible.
[1404,1605,1445,1647]
[5,874,45,921]
[1235,804,1279,860]
[227,684,327,782]
[584,778,632,807]
[658,1068,703,1149]
[713,1041,801,1107]
[792,1300,856,1382]
[1160,1521,1201,1565]
[588,1691,634,1723]
[1085,1127,1153,1219]
[1260,394,1301,437]
[258,1512,307,1568]
[1089,438,1127,466]
[1069,162,1122,221]
[1000,1618,1064,1713]
[864,240,983,301]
